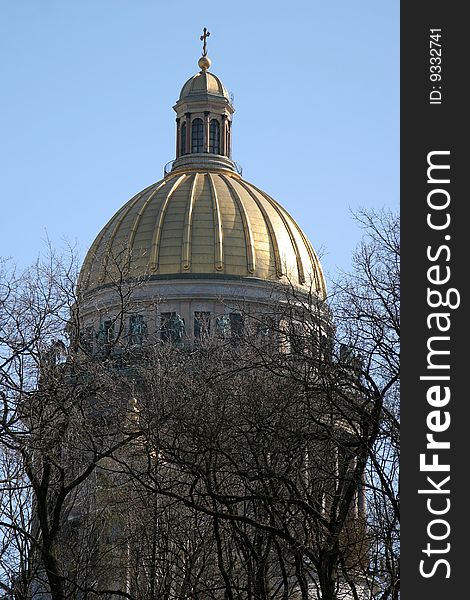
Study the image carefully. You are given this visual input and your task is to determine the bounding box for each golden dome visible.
[79,170,326,298]
[179,69,230,101]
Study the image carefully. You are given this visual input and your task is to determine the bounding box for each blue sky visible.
[0,0,399,282]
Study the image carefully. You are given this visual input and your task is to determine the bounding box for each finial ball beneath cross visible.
[198,55,211,71]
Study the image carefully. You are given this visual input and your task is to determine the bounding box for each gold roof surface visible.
[79,171,326,298]
[179,70,230,101]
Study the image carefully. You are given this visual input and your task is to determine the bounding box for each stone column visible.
[357,474,367,516]
[227,121,231,158]
[175,117,180,158]
[221,115,227,156]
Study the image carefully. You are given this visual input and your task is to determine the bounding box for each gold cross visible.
[200,27,210,57]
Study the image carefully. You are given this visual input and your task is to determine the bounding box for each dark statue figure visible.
[130,315,147,346]
[216,315,230,337]
[171,314,185,345]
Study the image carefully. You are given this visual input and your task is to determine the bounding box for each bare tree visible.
[0,251,145,599]
[332,208,400,600]
[115,208,399,600]
[1,208,399,600]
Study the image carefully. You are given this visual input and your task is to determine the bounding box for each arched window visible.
[209,119,220,154]
[180,122,187,155]
[191,118,204,153]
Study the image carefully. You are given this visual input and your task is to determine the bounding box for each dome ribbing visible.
[78,171,326,298]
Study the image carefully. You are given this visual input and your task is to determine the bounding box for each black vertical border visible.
[401,3,467,598]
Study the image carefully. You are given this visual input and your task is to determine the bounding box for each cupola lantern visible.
[171,29,236,174]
